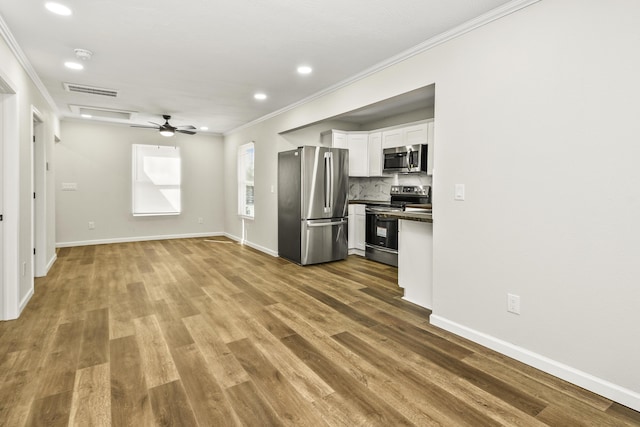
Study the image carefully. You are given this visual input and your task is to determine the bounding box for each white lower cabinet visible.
[348,204,366,255]
[398,219,433,309]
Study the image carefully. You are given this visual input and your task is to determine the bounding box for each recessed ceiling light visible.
[80,114,92,118]
[64,61,84,70]
[45,2,72,16]
[254,93,267,100]
[297,65,313,75]
[200,126,209,131]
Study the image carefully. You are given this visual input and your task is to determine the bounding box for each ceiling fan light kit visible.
[131,114,197,137]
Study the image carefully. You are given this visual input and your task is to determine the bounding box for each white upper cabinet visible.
[381,128,403,149]
[381,120,434,175]
[329,130,348,150]
[368,131,382,176]
[404,122,429,145]
[347,132,369,177]
[323,119,434,176]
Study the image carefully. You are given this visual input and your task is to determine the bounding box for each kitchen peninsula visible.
[379,210,433,309]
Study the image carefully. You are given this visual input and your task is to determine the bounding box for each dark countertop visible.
[378,211,433,223]
[348,199,389,205]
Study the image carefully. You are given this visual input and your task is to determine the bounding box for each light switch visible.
[454,184,465,201]
[61,182,77,191]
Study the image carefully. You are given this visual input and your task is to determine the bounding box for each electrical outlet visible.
[507,293,521,314]
[198,217,204,224]
[88,221,95,230]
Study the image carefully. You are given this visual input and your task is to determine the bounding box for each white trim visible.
[224,232,279,258]
[45,253,57,274]
[32,106,47,279]
[18,286,33,314]
[1,79,20,321]
[56,232,225,248]
[225,0,541,136]
[430,315,640,412]
[0,15,58,114]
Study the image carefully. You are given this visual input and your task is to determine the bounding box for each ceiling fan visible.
[131,114,197,137]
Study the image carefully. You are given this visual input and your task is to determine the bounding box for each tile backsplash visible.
[349,174,432,201]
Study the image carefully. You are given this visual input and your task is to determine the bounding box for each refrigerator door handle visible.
[324,152,332,213]
[305,218,348,227]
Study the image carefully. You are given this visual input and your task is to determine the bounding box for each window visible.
[132,144,181,216]
[238,142,255,218]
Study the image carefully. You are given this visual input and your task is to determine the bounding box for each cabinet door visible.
[404,123,428,145]
[331,131,348,150]
[354,213,366,251]
[347,133,369,177]
[381,128,403,149]
[347,205,355,250]
[368,132,382,176]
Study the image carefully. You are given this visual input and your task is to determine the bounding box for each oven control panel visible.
[390,185,430,196]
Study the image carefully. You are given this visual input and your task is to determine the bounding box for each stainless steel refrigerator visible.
[278,146,349,265]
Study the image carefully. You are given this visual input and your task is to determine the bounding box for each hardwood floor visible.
[1,237,639,426]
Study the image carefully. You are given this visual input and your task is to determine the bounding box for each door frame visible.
[1,72,19,321]
[31,107,46,278]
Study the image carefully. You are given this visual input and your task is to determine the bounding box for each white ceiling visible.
[0,0,512,134]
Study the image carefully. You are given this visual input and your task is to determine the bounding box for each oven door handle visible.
[365,244,398,254]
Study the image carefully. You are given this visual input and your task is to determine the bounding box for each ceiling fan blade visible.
[131,124,159,129]
[149,121,162,126]
[176,129,196,135]
[176,125,197,130]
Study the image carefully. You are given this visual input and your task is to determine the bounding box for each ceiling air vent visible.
[69,105,137,121]
[63,82,119,97]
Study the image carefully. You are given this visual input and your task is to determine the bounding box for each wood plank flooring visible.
[1,237,639,426]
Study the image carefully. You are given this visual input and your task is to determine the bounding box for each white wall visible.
[56,120,225,246]
[0,33,57,319]
[224,0,640,410]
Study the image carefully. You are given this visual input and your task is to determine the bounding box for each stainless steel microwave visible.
[383,144,427,174]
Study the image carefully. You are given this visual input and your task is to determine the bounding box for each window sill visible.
[133,212,181,217]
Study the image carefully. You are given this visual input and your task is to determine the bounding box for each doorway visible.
[32,108,46,278]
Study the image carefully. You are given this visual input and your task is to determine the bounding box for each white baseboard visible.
[348,248,365,257]
[45,253,57,274]
[56,232,225,248]
[402,296,431,310]
[18,286,34,315]
[223,233,279,257]
[430,315,640,412]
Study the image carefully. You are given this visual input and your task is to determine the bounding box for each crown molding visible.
[225,0,541,136]
[0,14,59,115]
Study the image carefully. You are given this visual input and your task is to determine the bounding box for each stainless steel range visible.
[365,185,430,266]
